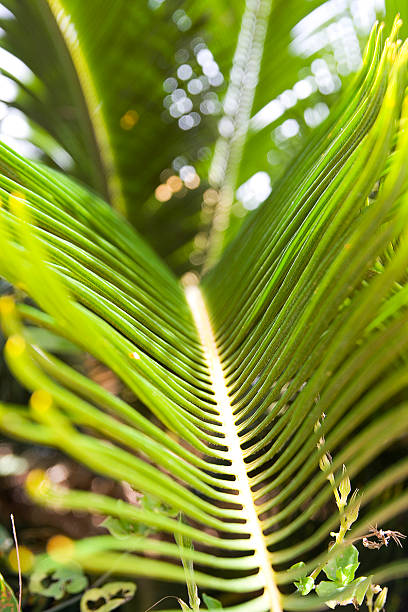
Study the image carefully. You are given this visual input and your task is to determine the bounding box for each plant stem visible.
[204,0,273,269]
[186,284,282,612]
[10,514,21,612]
[309,563,325,581]
[328,473,342,509]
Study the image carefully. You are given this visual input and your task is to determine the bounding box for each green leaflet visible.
[202,594,223,609]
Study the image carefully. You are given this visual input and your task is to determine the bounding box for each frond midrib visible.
[45,0,124,212]
[185,284,281,612]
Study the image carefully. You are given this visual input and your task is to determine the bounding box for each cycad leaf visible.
[0,1,382,272]
[0,21,407,612]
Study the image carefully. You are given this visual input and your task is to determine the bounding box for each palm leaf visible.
[0,19,406,611]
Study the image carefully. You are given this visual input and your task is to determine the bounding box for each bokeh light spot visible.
[47,535,75,562]
[155,184,172,202]
[9,546,34,573]
[203,188,219,205]
[167,175,183,193]
[120,109,139,130]
[26,469,50,497]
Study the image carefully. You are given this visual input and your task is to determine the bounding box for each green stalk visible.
[205,0,274,269]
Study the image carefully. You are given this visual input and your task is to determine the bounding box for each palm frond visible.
[0,19,406,611]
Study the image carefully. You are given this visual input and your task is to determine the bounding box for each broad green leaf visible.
[29,561,88,599]
[323,545,359,585]
[294,576,315,596]
[315,581,351,608]
[353,576,373,606]
[290,561,315,595]
[316,576,372,608]
[80,582,136,612]
[0,572,18,612]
